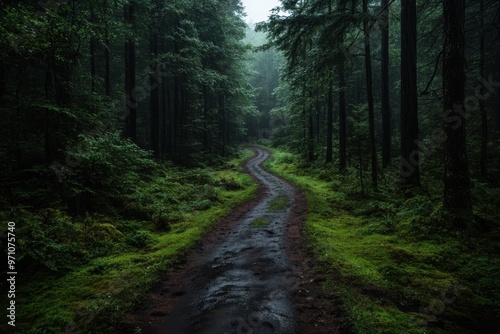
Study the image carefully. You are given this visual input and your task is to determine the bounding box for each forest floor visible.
[120,147,342,334]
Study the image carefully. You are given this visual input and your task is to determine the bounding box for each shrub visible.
[126,230,153,248]
[15,209,85,271]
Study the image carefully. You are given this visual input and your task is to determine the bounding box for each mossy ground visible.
[250,216,271,228]
[267,196,288,211]
[6,149,257,334]
[266,148,500,334]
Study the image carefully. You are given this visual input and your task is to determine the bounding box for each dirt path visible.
[120,148,341,334]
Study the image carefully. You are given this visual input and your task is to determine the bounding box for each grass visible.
[265,147,500,334]
[9,149,257,334]
[250,217,271,228]
[267,196,288,211]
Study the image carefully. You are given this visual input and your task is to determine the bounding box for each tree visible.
[124,0,137,142]
[400,0,419,185]
[338,30,347,172]
[442,0,472,217]
[363,0,378,189]
[381,0,391,168]
[479,0,488,178]
[149,0,161,157]
[326,1,334,164]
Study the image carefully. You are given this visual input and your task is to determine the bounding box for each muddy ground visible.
[120,148,343,334]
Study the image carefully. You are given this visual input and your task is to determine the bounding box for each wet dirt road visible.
[152,148,298,334]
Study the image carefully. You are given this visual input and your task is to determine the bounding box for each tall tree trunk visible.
[339,36,347,171]
[0,64,5,107]
[479,0,488,178]
[338,2,347,171]
[308,110,315,162]
[150,5,160,157]
[326,79,334,163]
[90,7,97,93]
[203,86,209,151]
[496,1,500,132]
[173,77,180,155]
[400,0,420,185]
[161,78,167,155]
[381,0,391,168]
[442,0,472,217]
[105,22,110,96]
[220,93,226,157]
[363,0,378,189]
[124,1,137,141]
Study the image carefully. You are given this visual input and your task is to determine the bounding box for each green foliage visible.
[267,147,500,334]
[63,132,155,208]
[126,230,154,248]
[5,149,258,333]
[13,209,84,271]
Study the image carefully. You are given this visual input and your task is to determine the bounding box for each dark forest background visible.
[0,0,499,333]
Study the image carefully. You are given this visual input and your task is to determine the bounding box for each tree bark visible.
[363,0,378,189]
[381,0,391,168]
[90,6,97,93]
[308,110,315,162]
[479,0,488,178]
[0,64,5,107]
[442,0,472,216]
[326,79,334,163]
[150,2,160,157]
[220,93,226,157]
[124,1,137,141]
[105,22,110,96]
[203,86,209,151]
[400,0,420,185]
[339,37,347,172]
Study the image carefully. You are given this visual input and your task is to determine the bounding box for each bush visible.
[14,209,85,271]
[61,132,156,214]
[126,230,153,248]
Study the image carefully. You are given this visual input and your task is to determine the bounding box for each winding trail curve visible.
[156,148,297,333]
[121,148,339,334]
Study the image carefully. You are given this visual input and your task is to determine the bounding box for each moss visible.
[250,217,271,228]
[266,146,500,334]
[11,149,258,333]
[267,195,288,211]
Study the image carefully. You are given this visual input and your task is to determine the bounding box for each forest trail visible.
[152,147,297,333]
[120,147,321,333]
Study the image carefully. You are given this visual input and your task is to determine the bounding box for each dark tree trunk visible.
[124,1,137,141]
[316,98,321,144]
[203,86,209,151]
[161,79,166,155]
[497,1,500,131]
[381,0,391,168]
[339,39,347,171]
[173,77,180,154]
[363,0,378,189]
[442,0,472,216]
[220,94,226,157]
[308,111,315,162]
[0,64,5,107]
[326,79,334,163]
[400,0,420,185]
[479,0,488,178]
[90,7,97,93]
[105,22,110,96]
[150,8,160,157]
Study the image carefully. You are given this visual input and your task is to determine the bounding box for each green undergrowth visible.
[1,149,256,334]
[265,147,500,334]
